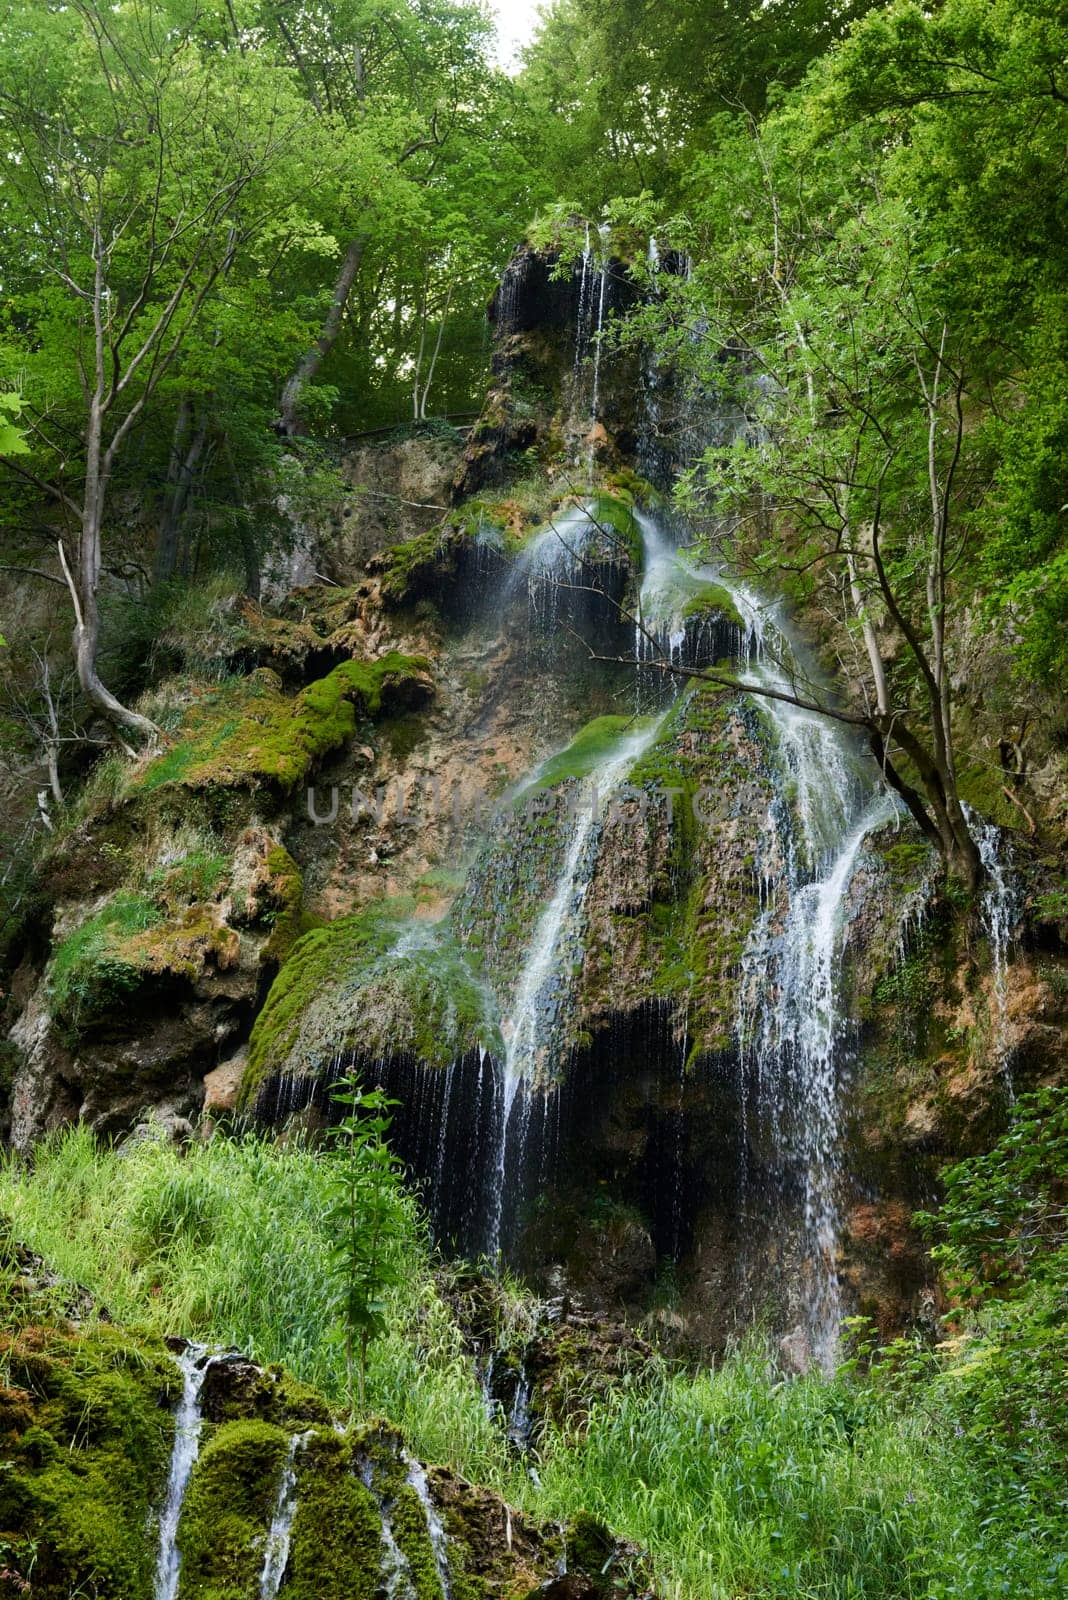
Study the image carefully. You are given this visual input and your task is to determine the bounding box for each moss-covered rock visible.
[0,1317,176,1600]
[283,1429,383,1600]
[133,653,432,799]
[240,902,502,1110]
[177,1418,290,1598]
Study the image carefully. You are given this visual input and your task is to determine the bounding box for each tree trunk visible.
[155,399,210,584]
[60,497,160,752]
[277,235,367,435]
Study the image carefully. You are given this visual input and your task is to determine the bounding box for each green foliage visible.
[47,892,163,1036]
[133,653,429,797]
[0,391,28,457]
[324,1080,411,1412]
[918,1086,1068,1297]
[3,1123,1068,1596]
[0,1125,498,1476]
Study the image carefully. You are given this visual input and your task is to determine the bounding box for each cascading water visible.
[154,1343,214,1600]
[403,1454,453,1600]
[485,712,666,1259]
[972,812,1021,1089]
[359,1459,418,1600]
[258,1431,312,1600]
[632,512,896,1367]
[573,223,594,383]
[502,501,596,627]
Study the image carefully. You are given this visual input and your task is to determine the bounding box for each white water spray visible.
[154,1344,214,1600]
[258,1431,313,1600]
[404,1455,453,1600]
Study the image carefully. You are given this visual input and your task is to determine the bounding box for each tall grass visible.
[2,1128,1060,1598]
[0,1125,506,1482]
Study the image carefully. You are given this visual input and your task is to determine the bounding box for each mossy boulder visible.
[0,1317,177,1600]
[283,1429,384,1600]
[177,1418,291,1598]
[133,653,432,799]
[371,523,477,607]
[240,902,502,1111]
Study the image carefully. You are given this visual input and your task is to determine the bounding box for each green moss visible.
[178,1419,290,1599]
[146,846,230,906]
[589,491,644,572]
[880,840,935,879]
[0,1321,177,1600]
[133,654,430,799]
[240,904,502,1108]
[528,715,655,791]
[261,844,306,967]
[284,1432,382,1600]
[955,759,1019,830]
[391,1484,447,1600]
[47,892,163,1036]
[375,523,474,605]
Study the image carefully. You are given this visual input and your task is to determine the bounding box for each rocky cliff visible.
[2,235,1066,1366]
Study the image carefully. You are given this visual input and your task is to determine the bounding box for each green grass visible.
[2,1127,1063,1599]
[0,1125,504,1482]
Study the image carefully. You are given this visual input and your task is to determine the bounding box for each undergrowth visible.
[2,1119,1065,1599]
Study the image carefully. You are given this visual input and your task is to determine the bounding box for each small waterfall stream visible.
[258,1431,312,1600]
[973,813,1021,1089]
[359,1458,418,1600]
[404,1454,453,1600]
[486,712,666,1259]
[154,1344,214,1600]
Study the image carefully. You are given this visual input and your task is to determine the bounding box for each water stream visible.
[359,1458,418,1600]
[485,712,666,1259]
[404,1454,453,1600]
[258,1431,313,1600]
[154,1344,214,1600]
[972,812,1021,1091]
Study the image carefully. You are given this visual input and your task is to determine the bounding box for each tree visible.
[324,1077,411,1414]
[0,0,314,745]
[673,177,984,884]
[260,0,504,435]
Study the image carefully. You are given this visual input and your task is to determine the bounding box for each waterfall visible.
[573,222,593,381]
[503,501,596,625]
[485,714,666,1259]
[403,1455,453,1600]
[154,1344,214,1600]
[734,603,895,1367]
[507,1358,533,1452]
[972,813,1020,1087]
[258,1431,312,1600]
[359,1458,418,1600]
[633,511,896,1366]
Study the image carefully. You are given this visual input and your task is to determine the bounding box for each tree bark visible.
[277,235,368,435]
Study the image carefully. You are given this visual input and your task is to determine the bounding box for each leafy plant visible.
[324,1078,412,1415]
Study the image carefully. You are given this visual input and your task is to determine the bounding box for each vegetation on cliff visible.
[3,1089,1066,1597]
[0,0,1065,1594]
